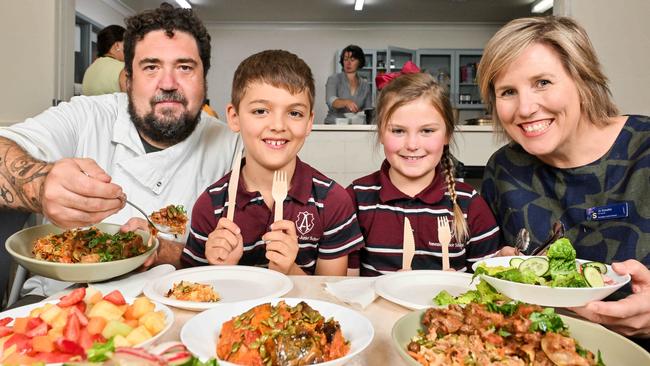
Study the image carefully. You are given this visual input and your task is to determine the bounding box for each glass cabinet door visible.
[386,46,416,72]
[416,49,453,92]
[456,50,484,109]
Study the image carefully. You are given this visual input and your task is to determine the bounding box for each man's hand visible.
[570,259,650,338]
[121,217,183,269]
[205,218,243,265]
[42,158,125,228]
[264,220,303,275]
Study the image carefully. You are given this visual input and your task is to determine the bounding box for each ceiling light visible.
[354,0,364,11]
[531,0,553,13]
[175,0,192,9]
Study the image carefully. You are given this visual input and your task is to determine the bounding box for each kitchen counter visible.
[301,123,505,186]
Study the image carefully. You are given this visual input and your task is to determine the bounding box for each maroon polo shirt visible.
[182,158,364,274]
[347,160,502,276]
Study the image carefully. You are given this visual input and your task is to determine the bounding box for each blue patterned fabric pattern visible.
[481,115,650,266]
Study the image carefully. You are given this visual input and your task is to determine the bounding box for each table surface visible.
[157,275,411,365]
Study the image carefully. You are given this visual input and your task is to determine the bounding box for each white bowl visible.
[471,256,631,307]
[335,117,350,125]
[5,223,158,283]
[181,297,374,365]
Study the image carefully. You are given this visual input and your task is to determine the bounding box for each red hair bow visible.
[375,61,421,90]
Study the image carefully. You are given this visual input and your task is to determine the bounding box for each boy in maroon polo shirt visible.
[347,72,502,276]
[182,50,364,275]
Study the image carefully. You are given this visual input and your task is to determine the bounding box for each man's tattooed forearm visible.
[0,140,52,212]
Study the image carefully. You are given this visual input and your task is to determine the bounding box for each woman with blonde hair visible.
[347,71,501,275]
[478,16,650,344]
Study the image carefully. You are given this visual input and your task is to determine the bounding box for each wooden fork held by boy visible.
[271,170,288,222]
[437,216,452,271]
[402,217,415,271]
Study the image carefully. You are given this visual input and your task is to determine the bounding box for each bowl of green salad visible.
[471,239,630,307]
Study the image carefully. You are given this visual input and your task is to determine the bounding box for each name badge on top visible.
[586,202,629,221]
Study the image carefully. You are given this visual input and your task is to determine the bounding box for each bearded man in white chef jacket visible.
[0,4,238,299]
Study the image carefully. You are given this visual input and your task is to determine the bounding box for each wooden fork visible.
[437,216,451,270]
[271,170,288,222]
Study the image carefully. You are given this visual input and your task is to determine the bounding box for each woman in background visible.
[82,25,126,96]
[324,45,372,124]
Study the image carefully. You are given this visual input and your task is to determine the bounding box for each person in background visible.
[183,50,364,275]
[347,72,501,276]
[324,44,372,124]
[82,24,127,95]
[0,4,238,300]
[478,16,650,345]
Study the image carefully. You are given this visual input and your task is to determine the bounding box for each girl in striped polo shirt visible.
[347,72,503,276]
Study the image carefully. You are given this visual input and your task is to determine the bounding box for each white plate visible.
[0,296,174,364]
[180,297,374,366]
[471,256,631,307]
[374,270,475,310]
[143,265,293,311]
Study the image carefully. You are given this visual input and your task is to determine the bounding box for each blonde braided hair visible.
[441,145,469,244]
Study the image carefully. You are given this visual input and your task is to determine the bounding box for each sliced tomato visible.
[25,322,49,338]
[64,313,81,343]
[34,350,77,363]
[0,317,13,326]
[77,328,92,351]
[75,300,87,313]
[0,325,12,337]
[3,333,33,353]
[58,288,86,307]
[54,338,85,356]
[70,306,89,326]
[103,290,126,305]
[27,317,44,330]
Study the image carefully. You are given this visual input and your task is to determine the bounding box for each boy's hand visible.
[205,218,243,265]
[264,220,302,275]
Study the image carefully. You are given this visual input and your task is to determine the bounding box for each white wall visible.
[0,0,74,126]
[75,0,133,27]
[556,0,650,116]
[205,22,502,123]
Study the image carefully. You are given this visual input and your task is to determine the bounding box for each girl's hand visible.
[205,218,243,265]
[264,220,302,275]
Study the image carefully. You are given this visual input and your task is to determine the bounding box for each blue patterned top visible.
[481,115,650,266]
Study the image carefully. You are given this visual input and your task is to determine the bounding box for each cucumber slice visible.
[583,261,607,274]
[509,257,524,268]
[519,257,549,277]
[583,266,605,287]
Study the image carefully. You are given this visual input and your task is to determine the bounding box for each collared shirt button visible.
[156,181,162,187]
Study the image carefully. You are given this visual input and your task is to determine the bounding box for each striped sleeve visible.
[181,184,224,267]
[345,184,361,269]
[317,183,365,260]
[464,192,503,268]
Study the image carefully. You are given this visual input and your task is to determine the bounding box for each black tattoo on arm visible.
[0,137,52,212]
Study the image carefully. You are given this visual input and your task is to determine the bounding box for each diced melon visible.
[112,334,131,347]
[47,326,63,340]
[139,311,166,335]
[125,325,152,346]
[39,304,63,325]
[101,320,133,339]
[51,308,70,329]
[12,317,30,334]
[85,287,103,305]
[88,300,125,321]
[30,303,53,318]
[131,297,155,319]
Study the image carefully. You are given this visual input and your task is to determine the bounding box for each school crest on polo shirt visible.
[295,211,315,235]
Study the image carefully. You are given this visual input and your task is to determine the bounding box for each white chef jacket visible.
[0,93,239,296]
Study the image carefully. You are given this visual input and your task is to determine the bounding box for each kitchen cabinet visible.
[416,49,485,110]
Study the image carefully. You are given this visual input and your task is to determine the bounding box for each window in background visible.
[74,15,101,93]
